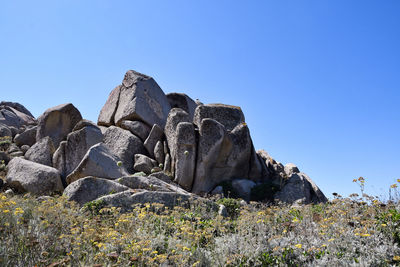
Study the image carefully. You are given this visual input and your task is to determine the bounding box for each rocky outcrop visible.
[63,177,130,206]
[274,173,328,204]
[53,122,103,179]
[98,70,171,128]
[36,103,82,148]
[24,136,55,166]
[66,143,129,184]
[1,69,327,206]
[103,126,145,172]
[6,157,63,195]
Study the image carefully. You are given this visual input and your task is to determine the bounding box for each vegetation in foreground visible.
[0,179,400,266]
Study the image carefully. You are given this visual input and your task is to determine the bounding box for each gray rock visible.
[120,120,151,141]
[4,106,36,125]
[117,175,189,195]
[63,177,130,206]
[163,153,171,173]
[0,123,12,137]
[72,119,98,132]
[103,126,145,172]
[5,189,14,196]
[66,143,129,184]
[284,163,300,176]
[111,70,171,128]
[9,126,19,138]
[20,145,30,154]
[248,146,270,181]
[6,157,63,195]
[164,108,191,175]
[154,140,165,165]
[231,179,256,201]
[149,171,173,184]
[144,124,164,158]
[7,143,20,154]
[192,119,253,194]
[25,136,55,166]
[218,204,228,217]
[54,125,103,178]
[134,154,158,174]
[0,151,10,164]
[193,104,245,132]
[0,101,34,118]
[0,109,23,128]
[36,103,83,148]
[192,119,225,194]
[211,186,224,196]
[96,190,200,213]
[9,151,24,158]
[98,85,122,126]
[166,93,198,121]
[274,173,328,204]
[14,126,37,146]
[174,122,196,191]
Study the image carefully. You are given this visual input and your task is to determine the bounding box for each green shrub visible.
[250,182,279,202]
[217,198,240,218]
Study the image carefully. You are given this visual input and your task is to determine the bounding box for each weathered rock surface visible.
[95,190,198,213]
[134,154,158,174]
[117,175,189,195]
[99,70,171,128]
[25,136,55,166]
[192,119,253,194]
[164,108,191,175]
[98,85,122,126]
[63,177,130,206]
[284,163,300,177]
[166,93,197,121]
[193,104,245,132]
[53,124,103,178]
[274,173,327,204]
[0,108,23,128]
[144,124,164,158]
[103,126,145,172]
[154,141,165,165]
[120,120,151,142]
[66,143,129,184]
[6,157,63,195]
[36,103,82,147]
[14,126,37,146]
[0,123,12,137]
[174,122,196,191]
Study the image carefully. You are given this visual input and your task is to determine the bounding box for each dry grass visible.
[1,179,400,266]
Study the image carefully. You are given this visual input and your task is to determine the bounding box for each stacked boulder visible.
[0,70,327,209]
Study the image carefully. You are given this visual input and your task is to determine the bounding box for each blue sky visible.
[1,1,399,199]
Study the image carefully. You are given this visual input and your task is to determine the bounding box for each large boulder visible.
[164,108,191,175]
[274,173,328,204]
[133,154,158,174]
[173,122,196,191]
[192,119,253,194]
[66,143,129,184]
[117,175,190,195]
[0,101,34,118]
[14,126,37,146]
[193,104,245,132]
[98,70,171,128]
[120,120,151,141]
[63,177,130,206]
[97,85,122,126]
[166,93,197,121]
[95,190,199,213]
[25,136,55,166]
[231,179,256,201]
[53,124,103,179]
[0,123,12,137]
[6,157,63,195]
[36,103,82,148]
[0,108,23,128]
[103,126,146,172]
[143,124,164,158]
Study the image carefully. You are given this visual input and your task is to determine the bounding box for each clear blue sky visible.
[1,1,399,199]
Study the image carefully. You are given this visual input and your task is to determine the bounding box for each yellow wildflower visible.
[294,244,302,249]
[3,209,10,213]
[394,256,400,261]
[328,238,335,242]
[381,224,387,227]
[391,184,398,189]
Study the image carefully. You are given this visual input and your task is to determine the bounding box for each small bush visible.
[217,198,240,218]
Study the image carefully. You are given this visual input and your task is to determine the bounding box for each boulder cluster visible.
[0,70,327,210]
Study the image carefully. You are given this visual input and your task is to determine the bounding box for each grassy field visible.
[1,178,400,266]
